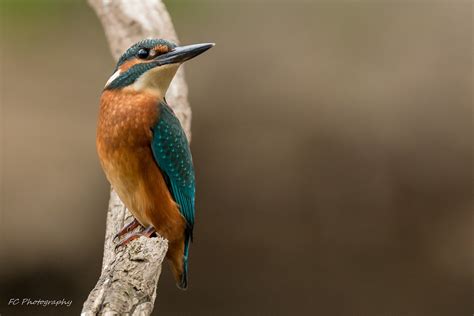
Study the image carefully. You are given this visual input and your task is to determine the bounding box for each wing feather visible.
[151,101,195,234]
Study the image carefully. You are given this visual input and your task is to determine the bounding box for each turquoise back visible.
[151,101,195,237]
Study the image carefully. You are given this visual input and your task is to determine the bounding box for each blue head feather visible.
[105,39,177,90]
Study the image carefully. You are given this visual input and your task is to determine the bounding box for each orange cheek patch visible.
[119,58,141,72]
[154,45,170,55]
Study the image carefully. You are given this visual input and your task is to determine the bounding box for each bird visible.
[96,38,214,290]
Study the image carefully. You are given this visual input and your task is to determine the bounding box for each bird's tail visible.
[176,235,190,290]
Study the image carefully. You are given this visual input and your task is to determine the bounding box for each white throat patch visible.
[104,69,121,88]
[131,64,180,98]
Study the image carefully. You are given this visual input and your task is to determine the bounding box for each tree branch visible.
[82,1,191,314]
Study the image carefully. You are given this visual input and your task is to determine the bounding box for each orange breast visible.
[96,90,186,242]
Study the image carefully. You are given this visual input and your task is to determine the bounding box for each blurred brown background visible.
[0,0,472,315]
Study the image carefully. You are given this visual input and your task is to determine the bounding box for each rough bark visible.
[82,1,191,315]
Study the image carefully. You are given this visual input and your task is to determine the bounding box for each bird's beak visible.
[154,43,215,66]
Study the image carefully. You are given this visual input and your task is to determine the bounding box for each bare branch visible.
[82,0,191,314]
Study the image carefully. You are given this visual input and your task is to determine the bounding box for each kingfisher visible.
[96,38,214,290]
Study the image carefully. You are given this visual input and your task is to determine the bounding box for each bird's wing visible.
[151,101,195,235]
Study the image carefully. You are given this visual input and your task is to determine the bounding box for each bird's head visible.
[104,38,214,98]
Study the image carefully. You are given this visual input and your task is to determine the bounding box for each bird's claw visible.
[113,219,141,244]
[113,225,156,254]
[114,243,125,253]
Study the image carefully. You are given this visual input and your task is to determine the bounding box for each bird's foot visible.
[114,225,156,252]
[113,218,141,243]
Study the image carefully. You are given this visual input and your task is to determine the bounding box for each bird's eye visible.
[137,48,149,59]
